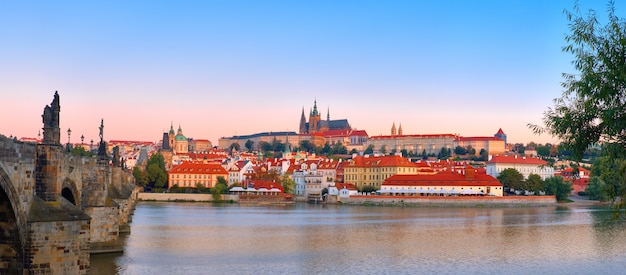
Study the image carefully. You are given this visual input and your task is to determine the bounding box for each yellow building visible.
[343,155,418,190]
[168,162,228,189]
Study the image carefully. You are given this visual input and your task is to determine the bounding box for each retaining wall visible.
[342,195,557,206]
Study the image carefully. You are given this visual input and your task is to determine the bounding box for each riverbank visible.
[137,192,239,202]
[341,195,559,207]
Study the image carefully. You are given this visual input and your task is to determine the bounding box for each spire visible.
[398,123,403,136]
[299,107,307,134]
[327,106,330,121]
[169,122,175,134]
[177,124,183,135]
[391,122,397,136]
[312,99,318,116]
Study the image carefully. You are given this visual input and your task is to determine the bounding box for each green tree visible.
[229,142,241,152]
[526,174,544,193]
[321,142,332,155]
[132,166,148,187]
[361,185,378,193]
[586,176,609,201]
[380,145,387,155]
[364,145,374,155]
[437,147,451,160]
[332,142,348,155]
[211,176,228,201]
[479,149,488,161]
[454,146,467,155]
[543,176,573,201]
[466,146,476,156]
[350,148,358,155]
[70,146,93,157]
[530,2,626,161]
[299,140,314,152]
[280,174,295,195]
[259,141,273,152]
[497,168,524,192]
[245,139,254,152]
[145,153,167,189]
[591,156,626,204]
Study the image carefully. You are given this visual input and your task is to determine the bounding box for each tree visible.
[280,174,295,195]
[380,145,387,155]
[479,149,488,161]
[525,174,544,193]
[350,148,358,155]
[299,140,312,152]
[466,146,476,156]
[590,156,626,204]
[530,2,626,161]
[332,142,348,155]
[437,147,451,160]
[364,145,374,155]
[70,146,93,157]
[245,139,254,152]
[146,153,167,189]
[321,142,332,155]
[586,176,609,201]
[211,176,228,201]
[497,168,524,192]
[229,142,241,152]
[454,146,467,155]
[259,141,272,152]
[361,185,378,193]
[132,166,148,187]
[543,176,573,201]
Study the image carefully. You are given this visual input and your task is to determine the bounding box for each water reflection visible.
[90,202,626,274]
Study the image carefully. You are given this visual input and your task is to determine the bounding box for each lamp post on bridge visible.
[67,128,72,152]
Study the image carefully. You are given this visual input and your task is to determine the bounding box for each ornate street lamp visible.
[81,134,84,145]
[67,128,72,151]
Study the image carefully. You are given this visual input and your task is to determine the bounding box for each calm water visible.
[90,201,626,275]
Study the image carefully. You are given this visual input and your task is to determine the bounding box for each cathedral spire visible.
[299,107,307,134]
[398,123,403,136]
[391,122,397,136]
[312,99,318,116]
[327,106,330,121]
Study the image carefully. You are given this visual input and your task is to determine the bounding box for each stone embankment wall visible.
[138,193,239,202]
[342,195,557,206]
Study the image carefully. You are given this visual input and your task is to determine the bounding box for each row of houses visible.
[165,150,566,200]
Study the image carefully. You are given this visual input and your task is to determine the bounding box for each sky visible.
[1,0,624,146]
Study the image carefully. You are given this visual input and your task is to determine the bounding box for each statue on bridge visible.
[41,91,61,145]
[97,119,108,158]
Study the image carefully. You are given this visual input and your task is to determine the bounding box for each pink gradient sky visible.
[2,1,621,146]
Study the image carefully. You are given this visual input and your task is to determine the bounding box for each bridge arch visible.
[0,165,24,274]
[62,178,79,207]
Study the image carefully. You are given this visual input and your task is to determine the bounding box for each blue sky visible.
[1,1,623,145]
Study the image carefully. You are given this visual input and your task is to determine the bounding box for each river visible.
[90,201,626,274]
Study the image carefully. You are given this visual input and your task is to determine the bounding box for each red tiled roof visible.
[383,171,501,187]
[487,155,547,165]
[169,162,228,175]
[247,180,284,192]
[496,128,505,135]
[350,130,368,137]
[335,183,357,190]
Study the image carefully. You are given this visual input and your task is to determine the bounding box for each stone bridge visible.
[0,92,139,274]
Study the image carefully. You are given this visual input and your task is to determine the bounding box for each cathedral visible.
[298,100,351,134]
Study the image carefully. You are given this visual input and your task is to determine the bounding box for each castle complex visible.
[298,99,351,134]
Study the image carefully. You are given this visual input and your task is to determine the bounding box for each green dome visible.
[175,134,187,141]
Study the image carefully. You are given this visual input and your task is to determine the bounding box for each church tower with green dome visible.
[170,124,188,154]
